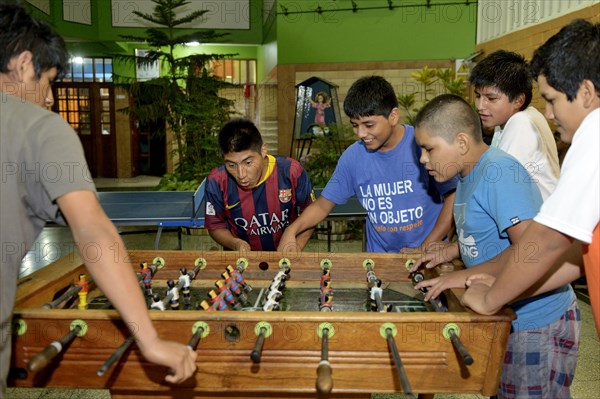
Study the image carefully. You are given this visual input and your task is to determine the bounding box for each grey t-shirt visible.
[0,93,96,390]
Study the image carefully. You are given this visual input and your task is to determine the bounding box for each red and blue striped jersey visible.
[205,155,315,251]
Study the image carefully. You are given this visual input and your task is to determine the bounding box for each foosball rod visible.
[187,257,207,280]
[28,321,86,373]
[385,327,414,399]
[250,322,272,363]
[447,326,474,365]
[97,335,135,377]
[158,257,208,310]
[42,278,95,309]
[187,321,209,350]
[250,326,267,363]
[188,327,203,349]
[316,326,333,394]
[411,271,474,366]
[97,258,207,376]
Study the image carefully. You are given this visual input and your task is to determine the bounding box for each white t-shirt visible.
[492,106,560,200]
[534,108,600,244]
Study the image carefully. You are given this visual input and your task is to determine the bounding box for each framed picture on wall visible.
[293,77,342,140]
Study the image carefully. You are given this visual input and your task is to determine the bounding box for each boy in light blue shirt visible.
[411,94,579,398]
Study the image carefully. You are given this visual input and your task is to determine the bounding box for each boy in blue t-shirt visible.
[278,76,457,253]
[412,94,579,398]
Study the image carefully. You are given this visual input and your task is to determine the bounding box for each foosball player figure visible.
[262,296,281,312]
[273,266,291,285]
[178,267,192,305]
[76,273,89,310]
[215,280,242,310]
[221,271,247,303]
[320,280,332,305]
[199,300,214,311]
[369,279,383,312]
[266,289,282,303]
[269,279,286,292]
[320,267,331,289]
[226,265,252,293]
[166,279,180,310]
[319,293,333,312]
[139,262,153,295]
[207,290,229,311]
[150,293,165,311]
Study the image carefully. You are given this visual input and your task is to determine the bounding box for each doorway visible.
[53,83,117,177]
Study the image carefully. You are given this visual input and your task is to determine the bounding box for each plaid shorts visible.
[498,299,581,398]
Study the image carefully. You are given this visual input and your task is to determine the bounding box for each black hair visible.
[218,118,263,155]
[469,50,532,110]
[414,94,482,143]
[530,19,600,101]
[0,4,69,79]
[343,75,398,119]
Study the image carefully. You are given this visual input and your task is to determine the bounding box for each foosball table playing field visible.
[9,250,514,399]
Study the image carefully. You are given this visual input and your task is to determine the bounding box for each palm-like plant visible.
[117,0,235,183]
[398,66,469,125]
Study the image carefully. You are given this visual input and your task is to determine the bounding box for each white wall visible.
[477,0,596,43]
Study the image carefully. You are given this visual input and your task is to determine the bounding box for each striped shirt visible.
[205,155,314,251]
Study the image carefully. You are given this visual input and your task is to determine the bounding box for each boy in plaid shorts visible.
[411,94,580,398]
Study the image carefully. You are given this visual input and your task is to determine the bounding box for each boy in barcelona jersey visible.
[205,118,315,251]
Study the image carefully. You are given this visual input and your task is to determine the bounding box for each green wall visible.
[24,0,479,80]
[276,0,477,64]
[260,3,278,82]
[25,0,265,56]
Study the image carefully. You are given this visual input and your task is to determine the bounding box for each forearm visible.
[72,218,158,348]
[208,229,249,251]
[58,192,197,382]
[520,240,583,298]
[422,191,455,247]
[296,227,315,250]
[446,258,506,281]
[286,197,334,239]
[482,222,573,313]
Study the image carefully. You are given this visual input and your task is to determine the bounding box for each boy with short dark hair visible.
[462,19,600,333]
[278,76,457,253]
[204,118,315,251]
[0,5,197,394]
[470,50,560,200]
[413,93,580,399]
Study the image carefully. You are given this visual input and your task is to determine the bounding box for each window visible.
[211,59,256,85]
[63,57,113,82]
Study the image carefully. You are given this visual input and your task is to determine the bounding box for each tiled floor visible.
[7,176,600,398]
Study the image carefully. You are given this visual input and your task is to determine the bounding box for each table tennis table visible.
[98,186,367,251]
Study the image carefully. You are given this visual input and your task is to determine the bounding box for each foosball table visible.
[9,250,514,398]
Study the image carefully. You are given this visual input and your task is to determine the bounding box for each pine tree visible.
[117,0,235,183]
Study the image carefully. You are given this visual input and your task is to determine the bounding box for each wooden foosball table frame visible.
[10,250,514,398]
